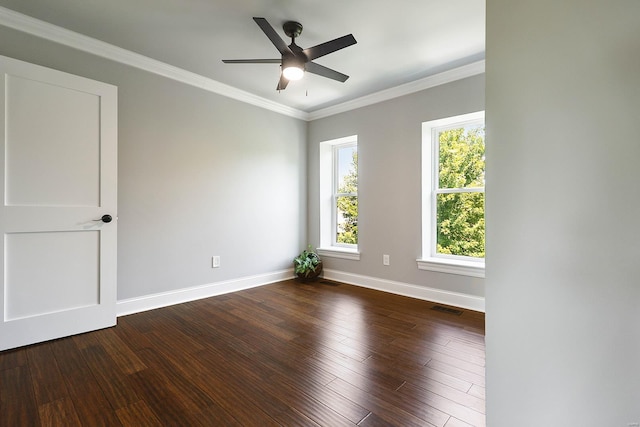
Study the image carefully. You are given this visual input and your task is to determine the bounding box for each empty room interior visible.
[0,1,639,426]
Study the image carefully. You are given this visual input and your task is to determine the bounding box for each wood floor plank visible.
[0,347,26,371]
[79,345,141,410]
[111,308,164,334]
[194,404,247,427]
[152,344,283,426]
[357,411,397,426]
[134,347,216,414]
[89,328,147,374]
[327,377,440,427]
[49,338,124,426]
[115,400,164,427]
[111,316,155,352]
[311,337,373,364]
[309,345,412,393]
[332,368,456,427]
[268,368,369,424]
[163,304,221,337]
[445,337,487,357]
[421,349,486,377]
[341,335,431,366]
[26,344,69,405]
[0,365,40,426]
[426,359,486,387]
[245,327,316,362]
[468,384,486,400]
[0,279,485,427]
[38,397,82,427]
[195,343,355,427]
[363,354,474,393]
[392,336,485,367]
[71,330,103,350]
[402,377,485,414]
[166,301,260,358]
[125,368,210,426]
[445,416,476,427]
[398,382,485,426]
[145,316,207,354]
[227,304,300,341]
[224,327,333,383]
[307,353,405,394]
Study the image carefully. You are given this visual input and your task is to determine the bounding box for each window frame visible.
[418,111,485,277]
[318,135,360,260]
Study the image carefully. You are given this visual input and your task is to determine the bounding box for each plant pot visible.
[296,261,323,281]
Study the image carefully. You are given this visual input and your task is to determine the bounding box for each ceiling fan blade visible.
[222,59,281,64]
[253,17,294,56]
[305,62,349,82]
[303,34,357,61]
[277,74,289,91]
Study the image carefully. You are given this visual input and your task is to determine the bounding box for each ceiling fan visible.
[222,17,357,91]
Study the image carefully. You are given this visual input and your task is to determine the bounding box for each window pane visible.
[336,195,358,244]
[337,145,357,192]
[438,125,485,189]
[334,144,357,246]
[436,192,485,258]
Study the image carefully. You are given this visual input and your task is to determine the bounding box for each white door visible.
[0,55,117,351]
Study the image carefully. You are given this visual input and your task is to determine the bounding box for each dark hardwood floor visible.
[0,279,485,426]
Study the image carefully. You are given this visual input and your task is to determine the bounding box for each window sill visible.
[416,257,485,278]
[317,247,360,261]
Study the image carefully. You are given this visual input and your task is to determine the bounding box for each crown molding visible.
[0,6,309,120]
[307,60,486,121]
[0,6,484,122]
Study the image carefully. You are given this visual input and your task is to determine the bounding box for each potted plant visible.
[293,246,323,280]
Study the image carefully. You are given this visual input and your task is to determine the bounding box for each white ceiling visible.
[0,0,485,115]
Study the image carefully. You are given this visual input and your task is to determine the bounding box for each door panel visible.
[5,74,101,207]
[0,55,117,351]
[5,231,100,320]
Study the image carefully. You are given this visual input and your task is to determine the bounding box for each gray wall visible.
[308,75,485,297]
[0,26,307,301]
[486,0,640,425]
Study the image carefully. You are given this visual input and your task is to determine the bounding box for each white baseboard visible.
[322,269,485,313]
[116,268,485,317]
[116,269,293,317]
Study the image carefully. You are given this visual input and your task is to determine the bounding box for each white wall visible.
[308,75,486,301]
[0,25,307,302]
[486,0,640,425]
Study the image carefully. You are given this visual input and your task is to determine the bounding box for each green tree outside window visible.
[336,150,358,244]
[436,126,485,258]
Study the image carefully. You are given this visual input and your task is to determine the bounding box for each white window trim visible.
[317,247,360,261]
[319,135,360,260]
[417,257,485,278]
[418,111,485,277]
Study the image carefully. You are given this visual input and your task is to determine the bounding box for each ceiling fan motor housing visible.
[283,21,303,39]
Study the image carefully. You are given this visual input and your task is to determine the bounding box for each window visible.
[319,136,359,260]
[419,112,485,277]
[334,144,358,246]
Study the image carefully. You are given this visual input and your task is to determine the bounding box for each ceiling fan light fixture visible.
[222,18,356,90]
[282,64,304,81]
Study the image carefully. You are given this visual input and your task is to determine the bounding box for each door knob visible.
[93,214,113,223]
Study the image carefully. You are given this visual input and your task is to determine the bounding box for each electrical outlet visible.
[212,256,220,268]
[383,254,390,266]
